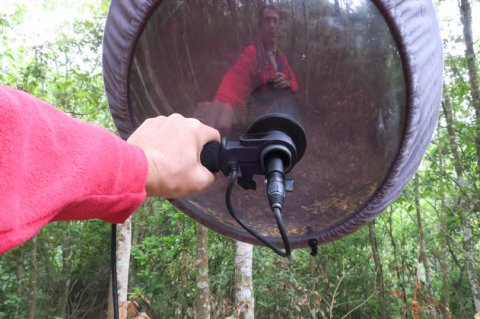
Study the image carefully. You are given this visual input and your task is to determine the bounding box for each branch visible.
[339,292,376,319]
[329,270,347,318]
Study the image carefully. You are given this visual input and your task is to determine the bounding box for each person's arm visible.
[0,86,219,254]
[213,44,257,106]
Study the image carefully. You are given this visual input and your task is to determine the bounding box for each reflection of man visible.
[196,5,298,135]
[214,4,298,107]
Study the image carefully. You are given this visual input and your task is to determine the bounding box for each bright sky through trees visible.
[2,0,479,52]
[1,0,105,47]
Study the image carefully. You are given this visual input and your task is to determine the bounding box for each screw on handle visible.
[200,141,220,173]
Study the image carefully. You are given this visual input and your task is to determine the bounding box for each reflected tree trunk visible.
[302,0,310,104]
[194,223,210,319]
[235,241,254,319]
[182,4,200,95]
[226,0,240,52]
[290,2,296,49]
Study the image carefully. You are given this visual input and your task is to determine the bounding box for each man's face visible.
[260,8,280,47]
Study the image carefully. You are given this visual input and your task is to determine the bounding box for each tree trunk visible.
[459,0,480,315]
[463,217,480,311]
[59,230,74,318]
[443,88,480,314]
[368,221,387,319]
[235,241,254,319]
[107,220,131,319]
[387,209,409,317]
[15,255,24,318]
[194,223,210,319]
[117,218,132,319]
[459,0,480,179]
[108,277,114,319]
[27,236,38,319]
[437,138,451,316]
[59,253,71,317]
[413,176,436,318]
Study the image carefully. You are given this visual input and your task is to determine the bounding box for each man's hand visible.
[273,72,291,89]
[127,113,220,198]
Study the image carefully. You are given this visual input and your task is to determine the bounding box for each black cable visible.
[111,223,119,319]
[273,206,291,254]
[226,168,291,257]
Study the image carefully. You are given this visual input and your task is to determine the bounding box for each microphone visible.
[200,141,220,173]
[199,113,306,256]
[200,113,305,184]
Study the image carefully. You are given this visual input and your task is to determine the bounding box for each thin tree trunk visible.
[463,216,480,310]
[182,5,200,95]
[194,223,210,319]
[302,0,310,104]
[235,241,254,319]
[437,138,451,316]
[59,275,71,317]
[387,209,409,318]
[117,218,132,319]
[459,0,480,179]
[108,277,114,319]
[459,0,480,315]
[443,87,480,314]
[59,233,71,318]
[107,220,132,319]
[15,255,24,318]
[413,176,436,318]
[28,236,38,319]
[290,2,296,49]
[368,221,387,319]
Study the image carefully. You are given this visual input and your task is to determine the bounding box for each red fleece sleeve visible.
[0,86,148,254]
[213,45,257,106]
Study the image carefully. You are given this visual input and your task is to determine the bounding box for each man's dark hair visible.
[257,4,282,27]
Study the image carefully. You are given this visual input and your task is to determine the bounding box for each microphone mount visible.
[201,113,306,257]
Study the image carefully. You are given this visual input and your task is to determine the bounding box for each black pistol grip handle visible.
[200,141,220,173]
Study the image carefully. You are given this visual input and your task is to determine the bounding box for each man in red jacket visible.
[0,85,220,254]
[196,5,298,134]
[214,4,298,107]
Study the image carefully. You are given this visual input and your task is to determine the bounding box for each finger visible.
[190,165,216,193]
[197,122,221,145]
[274,77,284,85]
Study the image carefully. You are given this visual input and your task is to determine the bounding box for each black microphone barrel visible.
[200,141,220,173]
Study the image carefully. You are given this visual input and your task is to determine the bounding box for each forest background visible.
[0,0,479,318]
